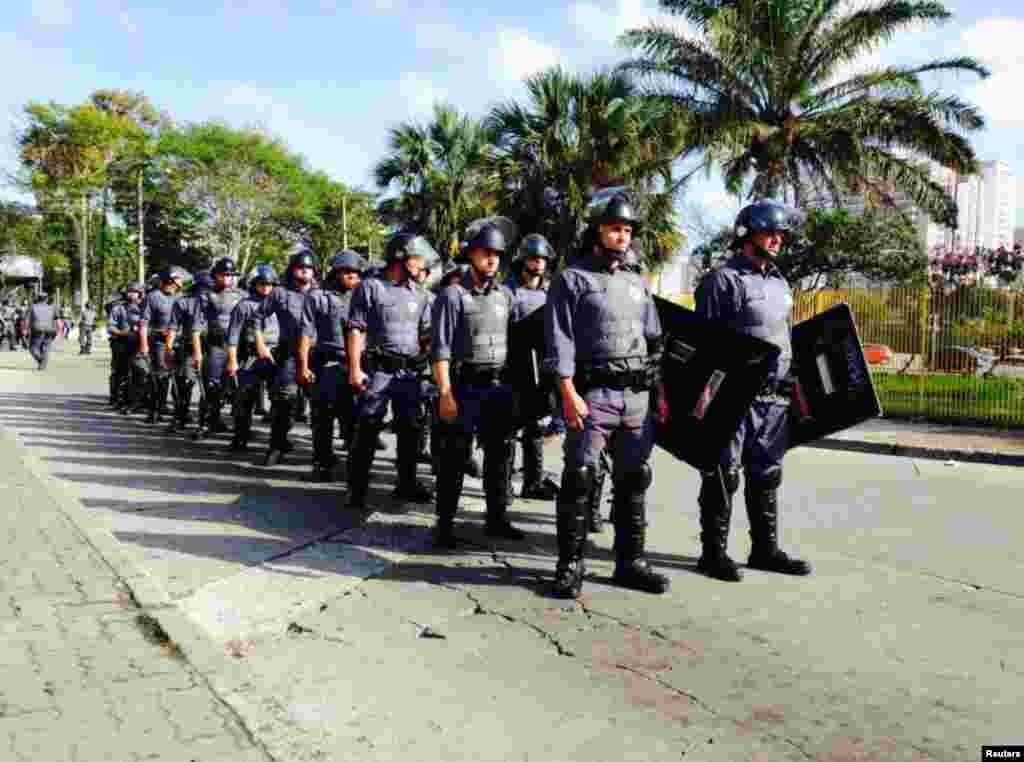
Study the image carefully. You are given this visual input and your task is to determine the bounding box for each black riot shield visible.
[653,296,780,471]
[787,303,882,449]
[507,306,557,423]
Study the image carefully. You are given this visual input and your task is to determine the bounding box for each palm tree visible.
[485,67,688,267]
[621,0,989,226]
[374,104,492,260]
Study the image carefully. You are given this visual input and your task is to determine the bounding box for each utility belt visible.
[312,347,347,369]
[575,365,651,393]
[454,363,508,388]
[370,350,427,374]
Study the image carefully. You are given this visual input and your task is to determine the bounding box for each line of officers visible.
[103,194,812,600]
[0,296,97,365]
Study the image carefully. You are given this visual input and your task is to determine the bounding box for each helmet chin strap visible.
[471,261,496,284]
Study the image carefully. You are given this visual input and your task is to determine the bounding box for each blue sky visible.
[4,0,1024,254]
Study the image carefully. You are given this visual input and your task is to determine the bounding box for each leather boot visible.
[745,486,811,575]
[520,435,559,500]
[550,467,591,599]
[229,394,253,452]
[192,386,211,440]
[310,402,336,478]
[696,470,742,582]
[206,387,228,434]
[433,428,469,549]
[483,438,525,540]
[346,420,380,509]
[263,399,294,465]
[611,471,669,594]
[586,458,607,533]
[393,426,434,502]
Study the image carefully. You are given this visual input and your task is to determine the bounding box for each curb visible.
[808,436,1024,467]
[0,425,268,754]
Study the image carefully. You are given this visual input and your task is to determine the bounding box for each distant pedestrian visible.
[28,293,57,371]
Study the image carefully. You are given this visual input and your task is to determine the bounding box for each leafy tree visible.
[621,0,988,224]
[16,100,147,303]
[374,103,493,260]
[691,206,927,288]
[159,122,318,274]
[485,67,688,268]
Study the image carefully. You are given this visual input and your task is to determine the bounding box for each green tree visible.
[691,206,926,287]
[374,103,492,260]
[621,0,988,223]
[485,67,688,268]
[16,100,147,303]
[159,122,318,274]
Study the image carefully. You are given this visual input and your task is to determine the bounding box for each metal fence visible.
[668,286,1024,427]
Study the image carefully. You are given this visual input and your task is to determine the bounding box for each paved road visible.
[1,340,1021,761]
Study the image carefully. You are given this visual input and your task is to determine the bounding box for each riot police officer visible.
[431,218,526,547]
[228,265,279,452]
[545,191,670,599]
[138,268,186,424]
[109,283,145,412]
[693,199,811,582]
[193,258,245,439]
[297,252,364,480]
[506,233,560,501]
[227,249,316,465]
[346,233,435,509]
[79,301,97,355]
[167,272,211,433]
[28,293,57,371]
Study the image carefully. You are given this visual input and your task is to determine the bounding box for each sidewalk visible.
[814,417,1024,466]
[0,430,271,762]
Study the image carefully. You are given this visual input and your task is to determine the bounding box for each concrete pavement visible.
[0,338,1022,761]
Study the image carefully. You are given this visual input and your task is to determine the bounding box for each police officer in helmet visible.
[192,258,245,438]
[507,233,560,501]
[298,251,365,480]
[167,272,211,432]
[228,249,317,465]
[138,267,187,424]
[346,233,435,509]
[545,190,671,599]
[431,217,527,547]
[694,199,811,582]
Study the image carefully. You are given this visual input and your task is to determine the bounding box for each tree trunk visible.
[79,194,90,306]
[137,169,145,282]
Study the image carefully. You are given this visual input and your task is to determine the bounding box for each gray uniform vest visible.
[29,303,56,333]
[309,288,352,356]
[722,257,793,380]
[372,282,426,356]
[240,296,280,348]
[203,288,244,345]
[80,308,97,328]
[458,285,512,368]
[509,276,548,322]
[575,270,648,368]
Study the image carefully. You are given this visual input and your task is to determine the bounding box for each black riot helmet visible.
[288,249,318,271]
[463,216,517,256]
[159,266,188,284]
[250,264,278,287]
[384,233,438,266]
[513,233,555,275]
[211,257,238,276]
[327,250,367,279]
[586,188,642,234]
[734,199,801,242]
[124,281,145,296]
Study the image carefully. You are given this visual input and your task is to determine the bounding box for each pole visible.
[342,193,348,250]
[137,168,145,282]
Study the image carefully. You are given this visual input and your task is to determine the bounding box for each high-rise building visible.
[979,160,1016,250]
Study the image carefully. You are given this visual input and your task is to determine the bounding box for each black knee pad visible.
[617,462,653,493]
[747,465,782,492]
[560,465,594,501]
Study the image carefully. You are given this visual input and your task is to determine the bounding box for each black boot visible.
[392,426,434,503]
[586,456,607,533]
[483,438,525,540]
[417,420,432,463]
[346,420,380,509]
[520,434,559,501]
[310,402,336,479]
[696,469,742,582]
[206,387,229,434]
[433,429,470,549]
[611,466,669,594]
[550,466,592,599]
[229,394,253,452]
[263,399,294,465]
[745,486,811,576]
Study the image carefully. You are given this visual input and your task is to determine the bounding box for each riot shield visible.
[787,303,882,449]
[653,296,779,471]
[507,305,557,423]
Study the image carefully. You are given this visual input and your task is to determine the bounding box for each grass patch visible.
[871,371,1024,426]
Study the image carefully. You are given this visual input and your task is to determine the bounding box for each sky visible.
[4,0,1024,287]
